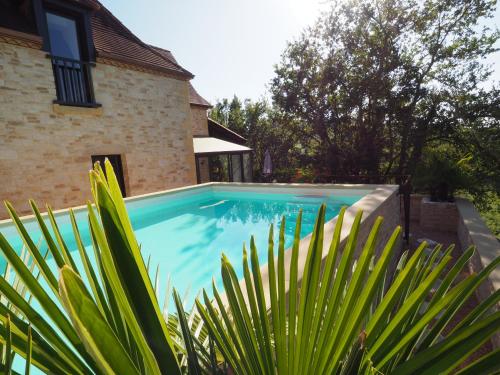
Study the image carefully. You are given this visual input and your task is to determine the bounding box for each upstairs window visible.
[44,7,98,107]
[46,12,81,60]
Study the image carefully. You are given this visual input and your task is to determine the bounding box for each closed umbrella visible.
[263,150,272,175]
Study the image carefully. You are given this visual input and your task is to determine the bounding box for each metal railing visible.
[311,174,410,185]
[49,55,97,107]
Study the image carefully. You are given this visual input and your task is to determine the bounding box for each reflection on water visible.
[3,190,363,374]
[0,191,363,306]
[132,193,360,305]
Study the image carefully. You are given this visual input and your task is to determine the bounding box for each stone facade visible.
[190,105,209,136]
[191,106,210,183]
[0,41,197,218]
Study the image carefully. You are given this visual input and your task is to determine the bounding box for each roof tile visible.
[90,0,193,78]
[188,83,212,107]
[150,46,212,107]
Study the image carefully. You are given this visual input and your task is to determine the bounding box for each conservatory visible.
[193,137,253,183]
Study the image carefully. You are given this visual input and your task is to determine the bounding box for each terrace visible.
[0,0,498,373]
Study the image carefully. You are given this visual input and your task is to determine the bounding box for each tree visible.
[210,97,302,181]
[270,0,499,178]
[210,96,247,138]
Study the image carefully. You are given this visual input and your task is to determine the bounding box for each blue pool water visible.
[3,187,364,373]
[1,188,363,307]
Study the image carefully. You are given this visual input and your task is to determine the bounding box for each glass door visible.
[230,154,243,182]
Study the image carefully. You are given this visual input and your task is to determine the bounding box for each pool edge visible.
[217,184,401,307]
[0,182,394,228]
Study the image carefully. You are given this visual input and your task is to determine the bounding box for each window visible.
[195,153,252,183]
[46,12,81,60]
[230,154,243,182]
[91,155,127,197]
[209,155,229,182]
[45,9,97,106]
[243,153,252,182]
[196,156,210,184]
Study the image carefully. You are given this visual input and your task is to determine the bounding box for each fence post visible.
[399,178,412,244]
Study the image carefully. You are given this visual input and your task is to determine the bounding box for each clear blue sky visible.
[100,0,499,104]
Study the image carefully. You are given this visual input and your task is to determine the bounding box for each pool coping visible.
[213,184,400,306]
[0,182,395,227]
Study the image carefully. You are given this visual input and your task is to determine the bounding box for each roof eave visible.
[96,50,194,80]
[190,102,213,109]
[207,118,247,142]
[67,0,101,11]
[193,137,252,154]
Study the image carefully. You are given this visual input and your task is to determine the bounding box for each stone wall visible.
[190,106,208,136]
[356,187,402,259]
[0,41,197,218]
[409,194,424,221]
[456,198,500,348]
[409,194,499,348]
[419,197,459,232]
[350,187,403,282]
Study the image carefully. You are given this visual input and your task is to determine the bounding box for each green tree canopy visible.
[270,0,499,178]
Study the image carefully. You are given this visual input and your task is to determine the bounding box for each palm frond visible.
[197,205,500,374]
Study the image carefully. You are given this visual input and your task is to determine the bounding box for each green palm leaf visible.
[0,160,190,374]
[58,265,140,375]
[90,161,181,374]
[198,204,500,374]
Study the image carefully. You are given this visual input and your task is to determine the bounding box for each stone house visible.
[0,0,251,219]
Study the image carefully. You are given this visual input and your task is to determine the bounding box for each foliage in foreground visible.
[0,161,498,374]
[198,206,500,374]
[0,161,213,374]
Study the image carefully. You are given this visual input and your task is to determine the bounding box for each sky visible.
[99,0,499,104]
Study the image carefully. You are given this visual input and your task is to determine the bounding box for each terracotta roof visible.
[0,0,194,78]
[188,84,212,107]
[67,0,101,10]
[208,118,247,144]
[0,0,38,35]
[150,46,211,107]
[90,1,193,79]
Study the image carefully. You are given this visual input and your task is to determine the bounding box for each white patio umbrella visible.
[263,149,272,175]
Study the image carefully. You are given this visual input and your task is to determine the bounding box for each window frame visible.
[32,0,99,107]
[45,10,84,61]
[33,0,95,61]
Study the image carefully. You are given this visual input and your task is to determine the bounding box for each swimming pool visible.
[0,184,366,305]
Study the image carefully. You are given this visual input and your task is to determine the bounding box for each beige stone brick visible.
[0,42,197,218]
[419,197,459,232]
[191,106,209,136]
